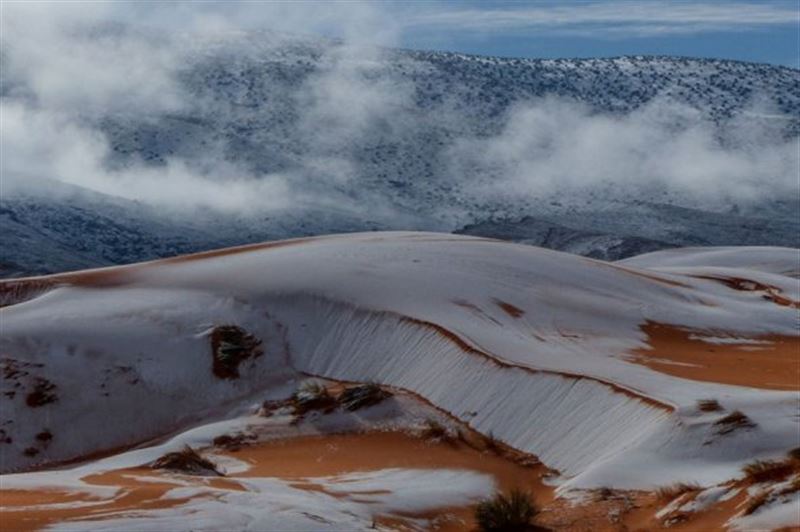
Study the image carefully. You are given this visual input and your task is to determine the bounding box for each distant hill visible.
[2,33,798,276]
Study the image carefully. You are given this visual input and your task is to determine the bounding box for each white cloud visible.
[446,97,799,205]
[0,1,796,219]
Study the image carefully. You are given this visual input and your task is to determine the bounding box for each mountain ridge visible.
[2,34,798,276]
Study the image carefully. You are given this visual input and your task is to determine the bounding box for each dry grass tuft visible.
[743,491,771,516]
[151,445,222,476]
[777,476,800,497]
[420,418,451,441]
[292,380,337,416]
[714,410,756,435]
[475,488,538,531]
[594,487,615,501]
[697,399,723,412]
[655,482,701,502]
[742,460,795,484]
[483,431,503,454]
[338,382,391,411]
[213,433,255,451]
[210,325,263,380]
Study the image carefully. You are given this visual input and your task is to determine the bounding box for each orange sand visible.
[2,430,793,531]
[0,430,551,532]
[630,321,800,390]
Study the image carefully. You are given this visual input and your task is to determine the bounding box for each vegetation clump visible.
[213,433,255,451]
[713,410,756,435]
[210,325,263,379]
[594,487,615,501]
[26,378,58,407]
[420,418,454,442]
[655,482,701,502]
[742,460,795,484]
[291,380,337,416]
[338,382,391,411]
[475,488,539,531]
[483,431,503,454]
[777,476,800,497]
[151,445,222,476]
[697,399,722,412]
[35,430,53,443]
[743,491,771,516]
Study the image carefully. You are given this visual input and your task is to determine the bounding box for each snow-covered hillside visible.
[2,31,798,276]
[2,233,796,475]
[1,233,797,529]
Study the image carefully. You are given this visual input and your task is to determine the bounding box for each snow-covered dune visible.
[620,246,800,278]
[1,232,797,491]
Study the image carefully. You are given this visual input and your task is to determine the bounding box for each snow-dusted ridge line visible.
[1,233,797,487]
[397,309,673,411]
[276,295,672,481]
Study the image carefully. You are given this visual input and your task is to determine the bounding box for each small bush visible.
[338,382,391,411]
[743,491,770,516]
[788,448,800,461]
[420,418,452,441]
[697,399,722,412]
[777,476,800,497]
[595,487,614,501]
[655,482,701,502]
[475,488,538,531]
[292,380,337,415]
[714,410,756,435]
[35,430,53,443]
[210,325,263,380]
[742,460,794,483]
[151,446,222,476]
[26,378,58,407]
[484,431,502,454]
[213,433,254,451]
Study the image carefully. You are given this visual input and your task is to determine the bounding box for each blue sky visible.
[3,0,798,67]
[386,0,800,67]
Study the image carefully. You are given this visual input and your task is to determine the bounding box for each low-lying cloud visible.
[448,97,798,206]
[1,1,797,224]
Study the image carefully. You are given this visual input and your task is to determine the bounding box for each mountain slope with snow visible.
[3,32,798,276]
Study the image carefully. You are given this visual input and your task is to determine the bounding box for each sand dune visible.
[1,232,797,530]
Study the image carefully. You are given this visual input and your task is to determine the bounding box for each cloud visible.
[0,1,408,217]
[0,1,797,224]
[404,1,799,38]
[446,97,799,206]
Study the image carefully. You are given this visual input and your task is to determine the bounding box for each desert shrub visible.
[210,325,263,379]
[742,460,794,483]
[26,378,58,407]
[484,431,502,454]
[338,382,391,411]
[35,430,53,443]
[475,488,538,531]
[777,476,800,497]
[595,487,614,501]
[697,399,722,412]
[213,433,255,451]
[655,482,701,502]
[788,448,800,461]
[151,445,222,476]
[743,491,770,516]
[714,410,756,435]
[420,418,452,441]
[292,380,337,415]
